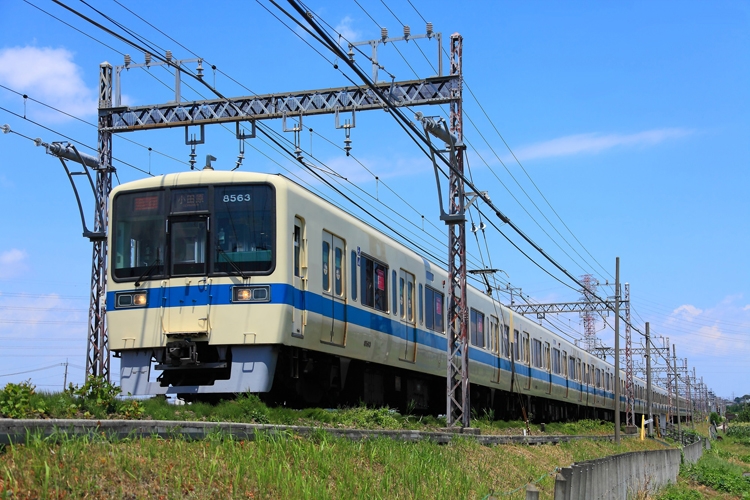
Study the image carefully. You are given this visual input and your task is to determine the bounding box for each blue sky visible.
[0,0,747,402]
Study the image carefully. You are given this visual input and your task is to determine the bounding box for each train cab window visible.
[532,339,542,368]
[360,254,388,312]
[425,286,444,333]
[351,251,357,301]
[514,329,520,361]
[113,190,166,280]
[214,185,274,274]
[470,309,485,348]
[171,218,208,276]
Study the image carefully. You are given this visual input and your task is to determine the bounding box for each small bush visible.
[0,380,45,418]
[709,411,721,426]
[682,453,750,495]
[65,376,121,416]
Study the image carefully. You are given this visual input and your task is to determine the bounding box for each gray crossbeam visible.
[101,76,457,132]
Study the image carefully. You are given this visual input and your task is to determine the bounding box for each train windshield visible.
[213,185,274,274]
[112,184,275,282]
[113,191,167,279]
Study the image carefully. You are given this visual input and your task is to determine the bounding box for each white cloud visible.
[744,304,750,311]
[514,128,693,161]
[335,16,360,44]
[0,249,28,279]
[671,304,703,321]
[0,46,97,122]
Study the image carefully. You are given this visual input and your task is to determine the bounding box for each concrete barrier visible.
[683,439,704,464]
[555,447,683,499]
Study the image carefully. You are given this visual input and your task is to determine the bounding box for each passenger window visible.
[399,277,405,318]
[418,284,423,323]
[360,254,388,312]
[392,270,398,316]
[425,286,444,333]
[470,309,485,348]
[294,222,301,277]
[407,279,414,322]
[514,329,520,361]
[351,251,357,301]
[532,339,542,368]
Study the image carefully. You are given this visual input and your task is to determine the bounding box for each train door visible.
[577,359,583,403]
[291,217,306,338]
[321,231,347,346]
[563,351,569,398]
[398,270,417,362]
[167,215,211,334]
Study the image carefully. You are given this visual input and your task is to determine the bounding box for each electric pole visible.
[614,257,621,444]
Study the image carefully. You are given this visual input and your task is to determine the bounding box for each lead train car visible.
[109,170,679,423]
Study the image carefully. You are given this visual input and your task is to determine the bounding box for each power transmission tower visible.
[580,274,598,351]
[624,283,635,428]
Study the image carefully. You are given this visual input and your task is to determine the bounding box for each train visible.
[108,168,686,425]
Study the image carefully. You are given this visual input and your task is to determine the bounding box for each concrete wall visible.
[555,447,684,499]
[683,439,704,465]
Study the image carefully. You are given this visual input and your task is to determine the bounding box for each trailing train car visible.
[109,169,677,422]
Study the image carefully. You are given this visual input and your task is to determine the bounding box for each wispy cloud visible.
[0,249,28,279]
[0,46,96,122]
[334,16,360,44]
[514,128,693,161]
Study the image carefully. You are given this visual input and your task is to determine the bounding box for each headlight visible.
[232,285,270,303]
[115,291,148,308]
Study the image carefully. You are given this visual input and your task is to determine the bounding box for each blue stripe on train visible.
[107,283,619,402]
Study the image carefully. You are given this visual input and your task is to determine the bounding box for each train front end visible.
[107,171,288,396]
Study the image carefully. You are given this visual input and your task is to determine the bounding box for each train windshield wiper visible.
[135,258,162,287]
[216,247,247,279]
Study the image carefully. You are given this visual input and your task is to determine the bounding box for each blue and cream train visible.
[108,169,684,423]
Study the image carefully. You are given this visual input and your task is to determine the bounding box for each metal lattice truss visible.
[625,284,634,427]
[101,77,457,132]
[507,300,626,316]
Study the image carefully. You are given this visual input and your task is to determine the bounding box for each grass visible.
[0,428,666,499]
[654,423,750,500]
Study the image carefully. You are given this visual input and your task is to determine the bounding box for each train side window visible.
[293,223,301,277]
[392,270,397,316]
[544,343,551,371]
[576,359,581,382]
[334,246,343,297]
[419,284,423,324]
[552,348,561,374]
[470,309,485,348]
[351,251,357,301]
[407,277,414,322]
[322,241,330,292]
[502,325,510,358]
[562,351,567,377]
[514,329,520,361]
[489,316,499,354]
[595,368,601,388]
[425,286,444,333]
[532,339,542,368]
[568,356,575,380]
[360,254,388,312]
[399,276,405,318]
[523,333,530,364]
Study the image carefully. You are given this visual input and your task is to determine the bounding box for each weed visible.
[0,380,45,418]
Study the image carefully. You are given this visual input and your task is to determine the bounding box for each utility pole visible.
[63,359,69,390]
[614,257,621,444]
[624,283,634,429]
[87,62,113,381]
[445,33,469,428]
[673,344,681,434]
[646,322,653,437]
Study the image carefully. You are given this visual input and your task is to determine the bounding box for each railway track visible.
[0,418,624,446]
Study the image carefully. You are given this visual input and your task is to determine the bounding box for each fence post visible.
[525,483,540,500]
[554,472,568,500]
